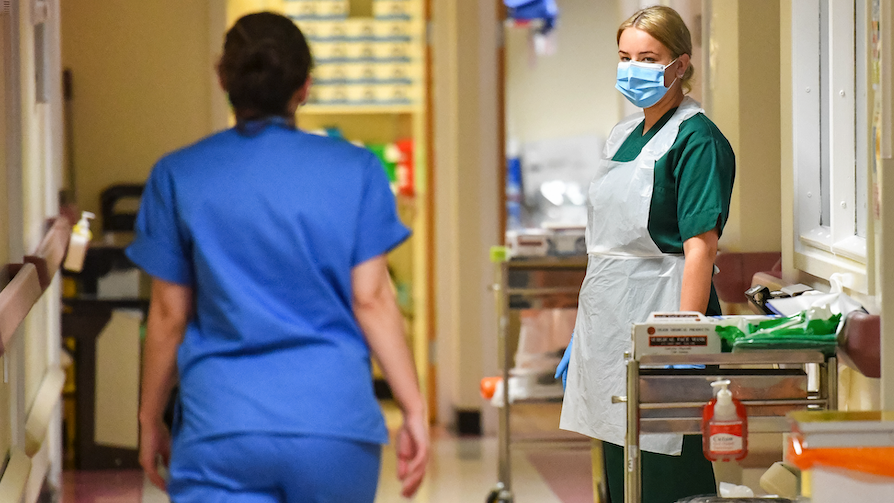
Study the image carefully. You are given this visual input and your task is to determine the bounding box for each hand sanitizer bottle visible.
[702,379,748,461]
[63,211,95,272]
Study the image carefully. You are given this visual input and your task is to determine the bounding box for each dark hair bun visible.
[220,12,313,119]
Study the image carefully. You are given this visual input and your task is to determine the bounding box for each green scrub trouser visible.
[603,435,716,503]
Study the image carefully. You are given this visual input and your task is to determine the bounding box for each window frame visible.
[791,0,870,293]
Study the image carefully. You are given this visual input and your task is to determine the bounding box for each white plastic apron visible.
[559,97,703,455]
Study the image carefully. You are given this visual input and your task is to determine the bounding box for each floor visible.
[60,435,593,503]
[60,403,595,503]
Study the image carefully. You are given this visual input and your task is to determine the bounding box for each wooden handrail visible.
[25,366,66,457]
[24,216,72,291]
[0,263,42,357]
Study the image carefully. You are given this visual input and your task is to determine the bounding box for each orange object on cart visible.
[480,377,501,400]
[788,435,894,479]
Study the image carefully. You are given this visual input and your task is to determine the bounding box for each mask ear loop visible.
[664,58,682,90]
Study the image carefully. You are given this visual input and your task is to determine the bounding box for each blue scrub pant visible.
[168,433,382,503]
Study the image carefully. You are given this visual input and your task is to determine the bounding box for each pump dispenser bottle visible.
[63,211,95,273]
[702,379,748,461]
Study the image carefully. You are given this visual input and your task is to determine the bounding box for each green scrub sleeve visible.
[675,135,735,242]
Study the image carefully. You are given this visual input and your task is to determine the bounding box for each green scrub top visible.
[612,106,736,316]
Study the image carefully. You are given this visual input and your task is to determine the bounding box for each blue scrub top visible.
[126,121,410,446]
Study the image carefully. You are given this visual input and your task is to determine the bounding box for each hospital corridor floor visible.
[61,403,594,503]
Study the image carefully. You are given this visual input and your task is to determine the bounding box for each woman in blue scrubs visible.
[127,12,428,502]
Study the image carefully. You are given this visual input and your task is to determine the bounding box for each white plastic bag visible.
[766,273,863,319]
[718,482,755,498]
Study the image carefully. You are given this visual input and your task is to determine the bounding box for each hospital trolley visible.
[486,247,589,503]
[615,348,837,503]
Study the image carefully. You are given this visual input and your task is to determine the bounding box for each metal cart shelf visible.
[616,350,838,503]
[488,250,588,503]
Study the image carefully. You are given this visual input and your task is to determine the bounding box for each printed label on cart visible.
[648,335,708,347]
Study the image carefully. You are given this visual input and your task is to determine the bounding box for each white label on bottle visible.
[709,433,743,453]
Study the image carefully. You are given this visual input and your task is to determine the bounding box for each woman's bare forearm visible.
[680,230,719,313]
[139,279,192,426]
[352,256,425,419]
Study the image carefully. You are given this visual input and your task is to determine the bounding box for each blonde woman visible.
[557,6,735,502]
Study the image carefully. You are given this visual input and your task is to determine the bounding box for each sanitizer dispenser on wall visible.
[63,211,95,273]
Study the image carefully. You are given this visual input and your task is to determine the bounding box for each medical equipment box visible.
[505,229,550,257]
[633,312,779,358]
[505,227,586,258]
[633,312,723,357]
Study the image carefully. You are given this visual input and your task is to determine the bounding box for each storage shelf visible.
[299,104,422,115]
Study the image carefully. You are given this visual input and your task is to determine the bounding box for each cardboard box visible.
[370,40,417,61]
[373,0,419,20]
[312,63,347,84]
[309,83,348,104]
[545,227,585,256]
[506,229,551,257]
[310,41,348,62]
[283,0,317,19]
[633,312,724,357]
[342,40,377,60]
[314,0,348,19]
[340,83,419,104]
[298,20,347,41]
[372,19,417,40]
[343,18,376,40]
[370,62,419,83]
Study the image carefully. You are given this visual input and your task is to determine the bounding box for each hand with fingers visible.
[139,419,172,491]
[396,412,429,498]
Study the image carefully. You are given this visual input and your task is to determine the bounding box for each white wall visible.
[1,1,65,500]
[505,0,622,145]
[778,0,893,409]
[20,0,65,497]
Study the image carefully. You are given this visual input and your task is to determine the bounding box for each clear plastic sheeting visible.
[514,308,575,372]
[486,308,575,406]
[487,372,564,407]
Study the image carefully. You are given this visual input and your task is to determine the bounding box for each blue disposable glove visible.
[555,333,573,391]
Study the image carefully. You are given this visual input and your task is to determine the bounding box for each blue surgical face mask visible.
[615,58,678,109]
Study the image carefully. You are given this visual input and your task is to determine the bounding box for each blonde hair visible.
[617,6,695,93]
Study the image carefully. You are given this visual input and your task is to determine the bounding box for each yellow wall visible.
[779,0,795,278]
[431,0,501,429]
[706,1,740,249]
[706,0,782,254]
[735,1,781,252]
[228,0,283,25]
[60,1,217,229]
